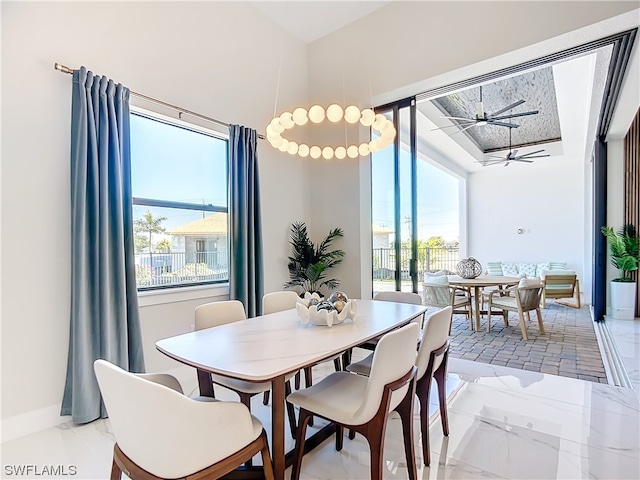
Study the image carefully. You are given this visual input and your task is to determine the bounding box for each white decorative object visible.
[296,293,357,327]
[610,281,637,320]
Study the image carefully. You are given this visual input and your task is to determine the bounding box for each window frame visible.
[129,107,230,292]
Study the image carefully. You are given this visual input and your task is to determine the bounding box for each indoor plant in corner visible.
[284,221,345,298]
[601,224,640,320]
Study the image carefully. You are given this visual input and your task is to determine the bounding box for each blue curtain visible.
[61,67,145,424]
[229,125,264,317]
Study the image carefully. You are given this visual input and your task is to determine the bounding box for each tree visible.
[134,233,149,253]
[134,211,167,276]
[155,239,172,253]
[134,211,167,251]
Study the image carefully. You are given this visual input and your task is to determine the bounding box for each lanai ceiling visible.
[429,67,562,153]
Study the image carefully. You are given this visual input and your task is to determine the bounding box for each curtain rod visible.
[54,63,265,139]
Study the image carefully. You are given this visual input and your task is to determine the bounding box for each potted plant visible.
[284,221,345,297]
[601,224,640,319]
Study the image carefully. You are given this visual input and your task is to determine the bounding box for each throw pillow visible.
[535,262,551,277]
[486,261,503,276]
[549,262,567,270]
[518,263,537,278]
[501,263,519,276]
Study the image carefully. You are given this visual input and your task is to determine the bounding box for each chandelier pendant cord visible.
[272,1,289,119]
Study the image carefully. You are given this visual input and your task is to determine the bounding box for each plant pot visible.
[610,281,637,320]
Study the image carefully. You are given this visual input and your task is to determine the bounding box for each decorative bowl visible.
[456,257,483,279]
[296,293,357,327]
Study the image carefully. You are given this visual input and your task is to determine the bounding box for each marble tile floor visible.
[604,317,640,393]
[2,355,638,480]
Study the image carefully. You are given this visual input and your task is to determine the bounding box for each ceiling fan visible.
[480,127,550,167]
[433,85,539,135]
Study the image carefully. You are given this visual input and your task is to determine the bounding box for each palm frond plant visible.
[601,224,640,282]
[285,221,345,296]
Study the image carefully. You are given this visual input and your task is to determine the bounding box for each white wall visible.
[467,158,585,281]
[307,2,638,299]
[0,1,310,431]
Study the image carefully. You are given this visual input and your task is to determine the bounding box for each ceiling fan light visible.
[476,120,488,127]
[344,105,361,123]
[326,104,343,122]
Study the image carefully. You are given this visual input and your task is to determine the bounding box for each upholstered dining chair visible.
[483,279,544,340]
[355,291,424,354]
[287,322,421,480]
[347,306,453,466]
[194,300,298,440]
[93,359,275,480]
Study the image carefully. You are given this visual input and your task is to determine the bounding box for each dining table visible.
[447,274,521,331]
[155,299,427,480]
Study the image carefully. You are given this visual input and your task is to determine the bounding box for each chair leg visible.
[364,428,384,480]
[434,356,449,437]
[487,306,492,333]
[517,311,529,341]
[285,381,297,439]
[239,393,254,467]
[263,391,270,405]
[503,310,509,327]
[303,367,314,427]
[415,375,432,466]
[536,307,545,335]
[333,357,342,371]
[335,424,344,451]
[259,431,275,480]
[395,387,418,480]
[294,370,301,390]
[348,429,356,440]
[110,457,121,480]
[290,408,312,480]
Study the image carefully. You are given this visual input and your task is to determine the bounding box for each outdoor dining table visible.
[447,274,521,331]
[155,299,427,480]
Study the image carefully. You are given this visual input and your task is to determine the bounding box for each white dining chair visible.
[93,359,275,480]
[287,322,420,480]
[346,306,453,466]
[194,300,298,440]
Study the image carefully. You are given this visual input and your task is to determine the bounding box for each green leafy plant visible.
[285,221,345,296]
[601,224,640,282]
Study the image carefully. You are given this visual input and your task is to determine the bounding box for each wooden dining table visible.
[156,299,427,480]
[447,275,521,331]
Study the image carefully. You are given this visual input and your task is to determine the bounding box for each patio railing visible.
[373,246,460,281]
[135,251,228,287]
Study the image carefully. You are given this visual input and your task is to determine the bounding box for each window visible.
[130,111,229,290]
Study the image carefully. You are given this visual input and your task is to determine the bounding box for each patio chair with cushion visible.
[422,274,472,329]
[540,271,580,308]
[483,278,544,341]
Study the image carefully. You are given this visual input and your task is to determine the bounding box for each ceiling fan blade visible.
[430,122,475,131]
[490,99,525,117]
[519,149,545,156]
[511,150,519,158]
[491,110,539,121]
[449,123,478,135]
[513,159,534,163]
[440,115,476,122]
[488,120,520,128]
[480,160,505,166]
[516,154,550,159]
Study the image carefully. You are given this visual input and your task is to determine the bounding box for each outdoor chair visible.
[483,279,545,340]
[423,275,472,329]
[541,273,580,308]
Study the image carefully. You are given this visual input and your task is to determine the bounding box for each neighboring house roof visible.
[168,212,228,236]
[372,224,393,235]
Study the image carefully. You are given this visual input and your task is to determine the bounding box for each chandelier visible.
[266,104,396,159]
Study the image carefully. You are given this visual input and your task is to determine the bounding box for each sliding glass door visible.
[371,99,461,296]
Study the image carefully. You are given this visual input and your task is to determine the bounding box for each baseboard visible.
[1,404,70,443]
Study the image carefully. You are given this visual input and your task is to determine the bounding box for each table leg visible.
[271,375,286,480]
[474,286,481,331]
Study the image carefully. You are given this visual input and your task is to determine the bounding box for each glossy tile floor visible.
[2,351,639,480]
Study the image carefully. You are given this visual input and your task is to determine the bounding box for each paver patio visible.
[442,301,608,383]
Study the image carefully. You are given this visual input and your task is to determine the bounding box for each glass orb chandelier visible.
[266,104,396,159]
